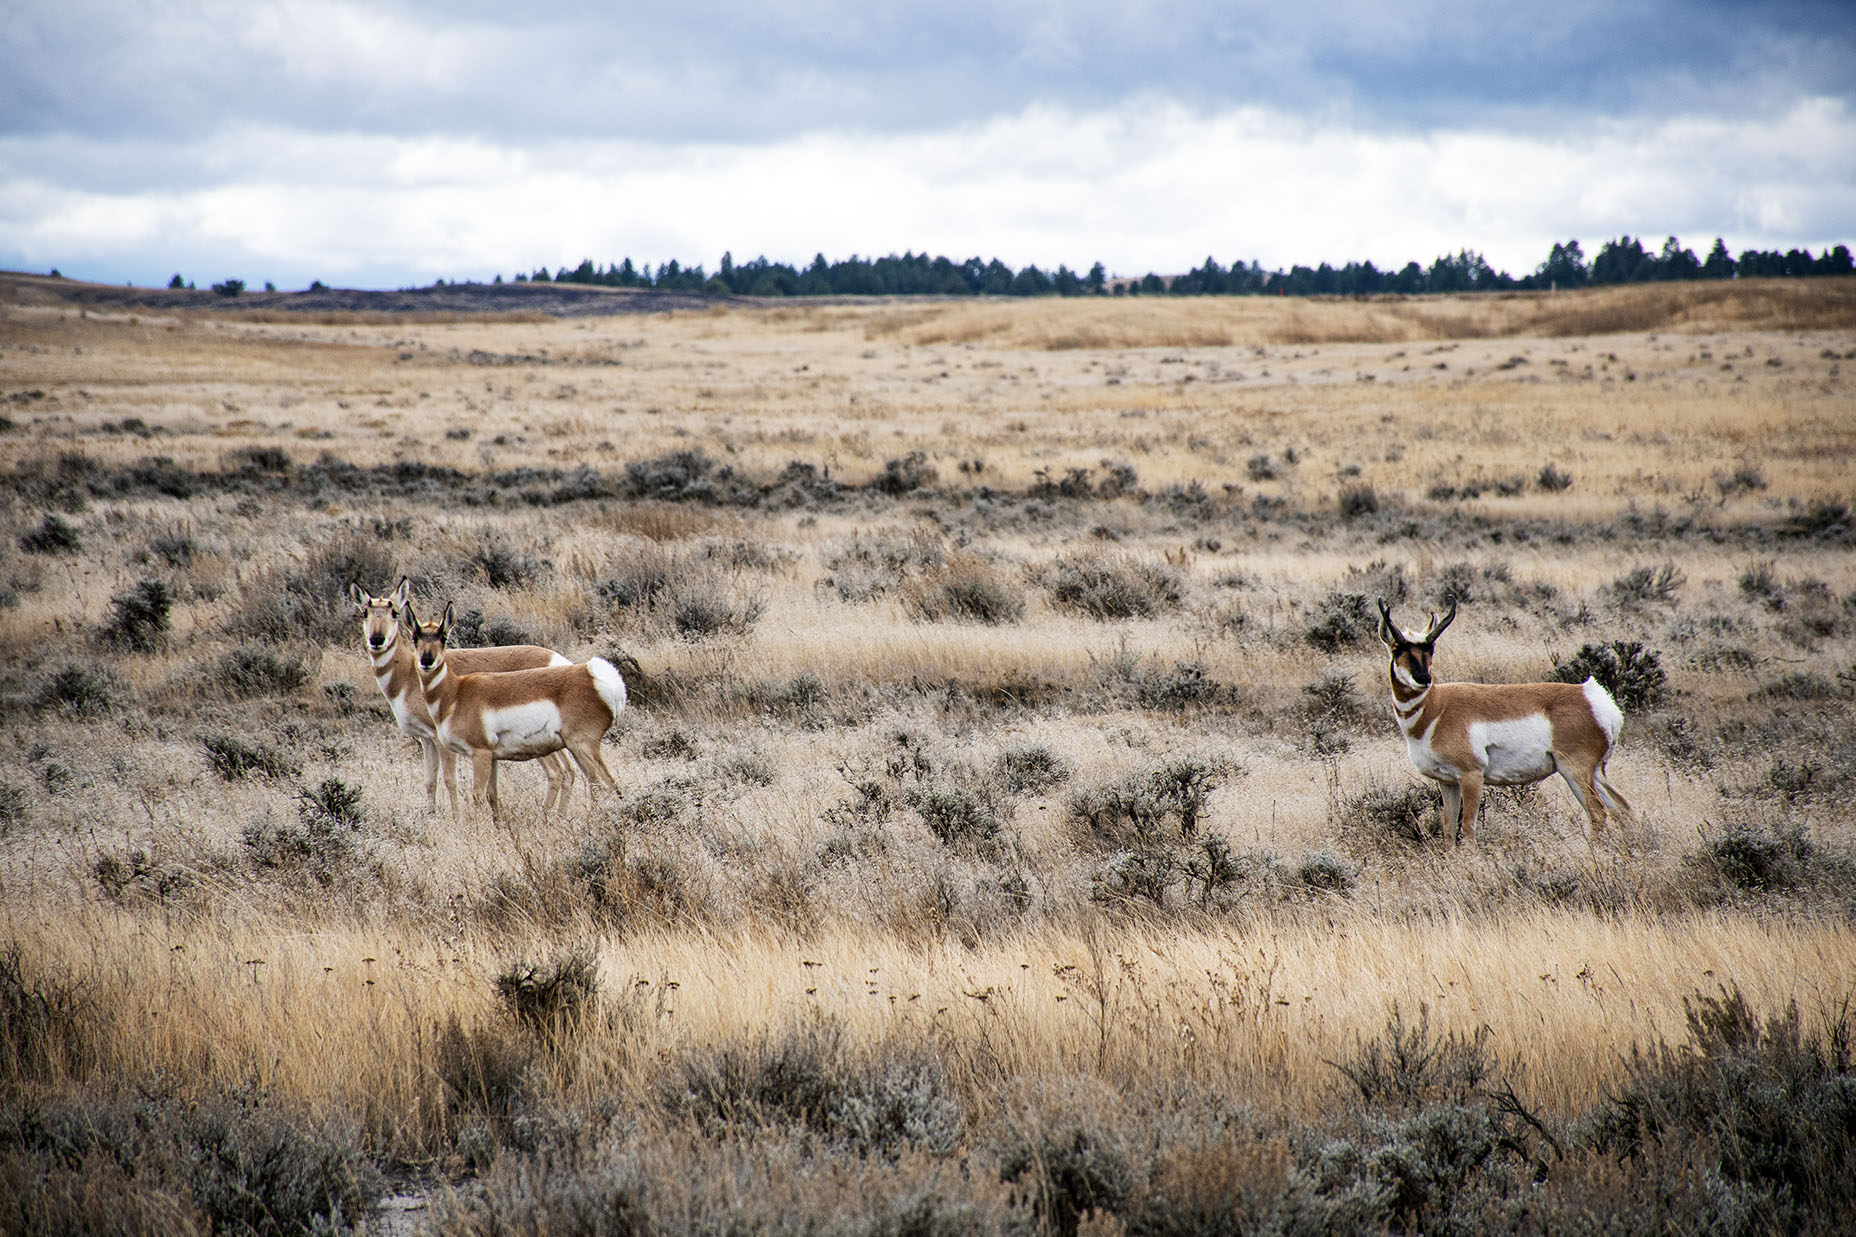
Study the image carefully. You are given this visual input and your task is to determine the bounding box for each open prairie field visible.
[3,273,1855,1234]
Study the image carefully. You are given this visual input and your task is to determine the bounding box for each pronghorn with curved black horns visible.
[350,578,577,816]
[1376,598,1633,844]
[404,600,626,822]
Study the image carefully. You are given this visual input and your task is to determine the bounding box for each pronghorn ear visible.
[390,576,410,609]
[400,602,419,631]
[347,582,368,610]
[440,602,455,636]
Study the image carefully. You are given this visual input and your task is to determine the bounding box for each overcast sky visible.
[3,0,1853,289]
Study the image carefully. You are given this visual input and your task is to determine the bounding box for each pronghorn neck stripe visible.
[369,633,399,671]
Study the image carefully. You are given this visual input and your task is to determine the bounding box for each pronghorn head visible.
[1376,597,1456,690]
[349,577,412,653]
[403,601,456,676]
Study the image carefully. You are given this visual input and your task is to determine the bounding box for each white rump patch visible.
[482,699,566,758]
[1582,677,1624,745]
[548,652,572,667]
[1467,715,1557,785]
[587,657,628,720]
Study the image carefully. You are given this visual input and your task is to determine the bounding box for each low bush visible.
[1583,987,1856,1234]
[18,512,81,554]
[1069,758,1224,844]
[1047,554,1183,620]
[495,948,600,1039]
[665,1018,963,1158]
[1296,848,1357,893]
[1740,559,1782,605]
[1698,819,1814,892]
[995,743,1072,795]
[1536,463,1574,491]
[871,450,937,495]
[444,607,538,648]
[433,1013,536,1142]
[462,538,545,590]
[1337,484,1379,520]
[598,546,764,641]
[1337,779,1438,845]
[299,776,364,830]
[1001,1123,1134,1237]
[37,663,119,715]
[211,645,312,697]
[0,943,101,1085]
[1608,560,1686,606]
[1715,462,1767,498]
[1550,640,1667,710]
[1336,1003,1495,1107]
[225,531,397,646]
[1304,591,1374,652]
[1135,659,1218,711]
[102,578,172,651]
[202,733,300,781]
[671,586,764,640]
[908,784,1005,849]
[0,782,24,829]
[144,526,199,567]
[625,448,718,501]
[243,777,368,884]
[900,552,1025,624]
[0,1086,380,1235]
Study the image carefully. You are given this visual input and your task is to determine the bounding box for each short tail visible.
[586,657,628,723]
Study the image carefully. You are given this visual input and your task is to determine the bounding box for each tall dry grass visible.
[3,275,1855,1229]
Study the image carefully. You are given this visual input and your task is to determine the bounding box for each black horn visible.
[1425,599,1458,642]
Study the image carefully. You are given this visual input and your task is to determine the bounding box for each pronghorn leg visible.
[1439,783,1463,844]
[550,751,576,801]
[1556,761,1606,841]
[1455,771,1484,845]
[439,745,461,819]
[472,751,499,821]
[565,740,618,809]
[1593,766,1634,824]
[420,738,441,813]
[538,753,569,820]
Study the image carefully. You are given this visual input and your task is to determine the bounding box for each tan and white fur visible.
[350,579,574,816]
[1376,598,1633,844]
[405,601,625,822]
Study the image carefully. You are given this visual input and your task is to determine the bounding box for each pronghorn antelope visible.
[1376,598,1633,844]
[349,579,575,816]
[404,601,626,822]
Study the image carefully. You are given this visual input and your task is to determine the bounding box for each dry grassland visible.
[2,274,1854,1233]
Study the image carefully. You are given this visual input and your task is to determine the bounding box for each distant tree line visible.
[501,235,1852,299]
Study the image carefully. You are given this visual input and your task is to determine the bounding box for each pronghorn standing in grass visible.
[1376,598,1633,844]
[404,600,625,822]
[349,579,575,816]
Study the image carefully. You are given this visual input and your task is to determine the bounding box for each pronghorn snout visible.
[368,633,387,649]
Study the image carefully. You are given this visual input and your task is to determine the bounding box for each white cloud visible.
[3,97,1852,288]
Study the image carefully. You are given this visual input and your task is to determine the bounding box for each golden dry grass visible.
[3,275,1855,1226]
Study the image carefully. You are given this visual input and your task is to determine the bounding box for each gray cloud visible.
[3,1,1850,289]
[6,0,1852,153]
